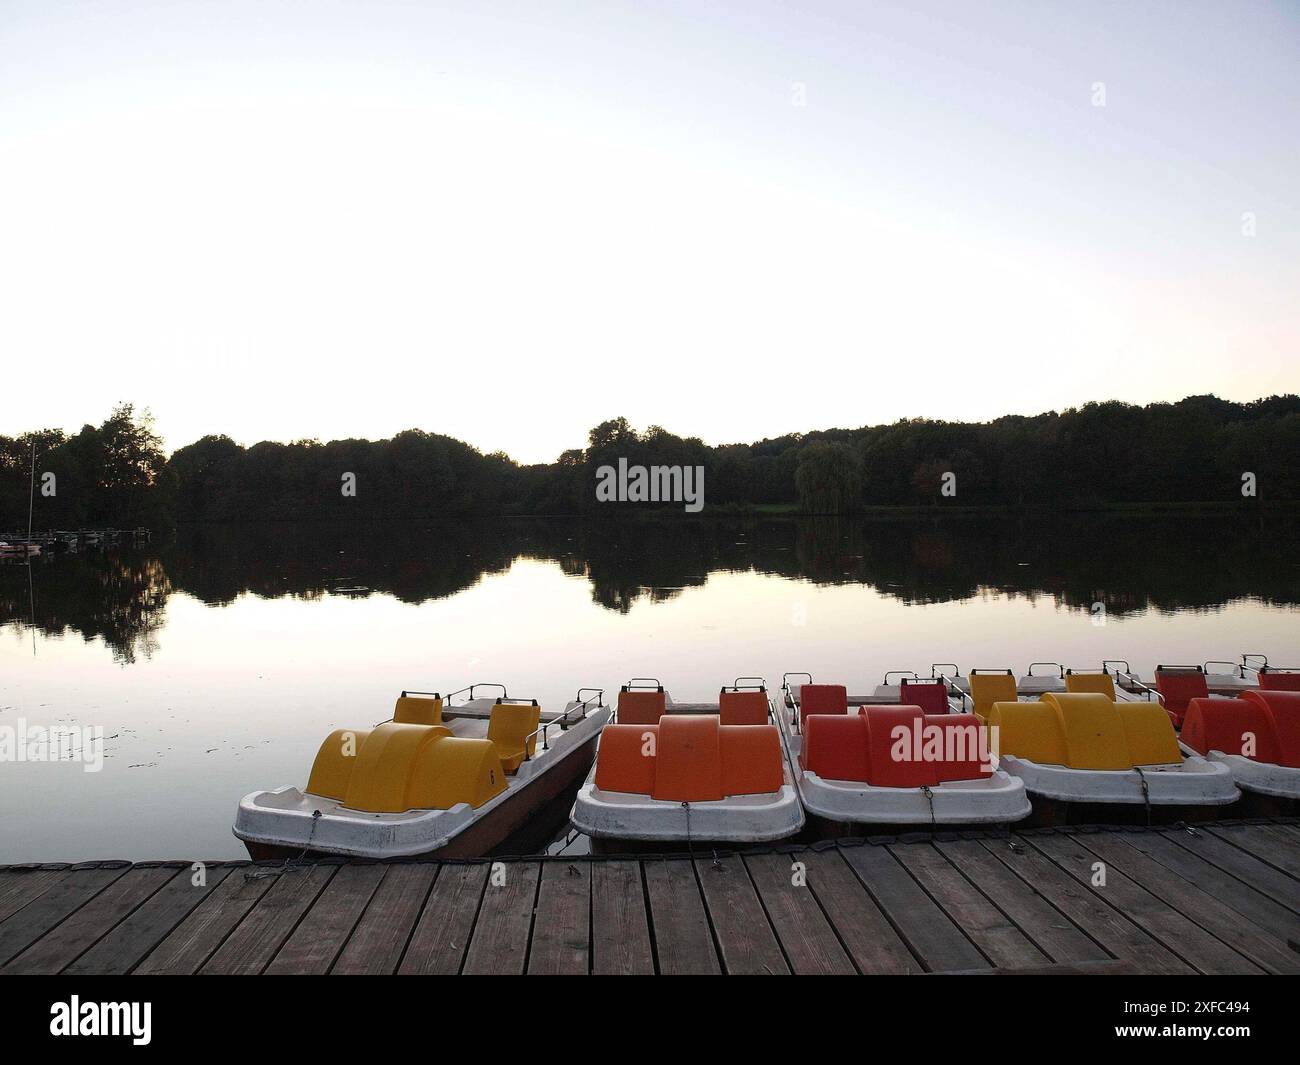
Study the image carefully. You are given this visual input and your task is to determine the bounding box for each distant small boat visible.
[0,541,40,559]
[235,683,609,859]
[570,679,804,847]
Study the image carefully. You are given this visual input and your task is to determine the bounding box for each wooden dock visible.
[1,820,1297,975]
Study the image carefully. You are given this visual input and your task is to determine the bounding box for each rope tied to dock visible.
[245,809,322,881]
[1133,766,1152,826]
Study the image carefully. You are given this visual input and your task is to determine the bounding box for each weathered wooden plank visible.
[839,843,987,972]
[0,868,128,968]
[890,842,1048,970]
[265,864,386,975]
[1032,835,1262,975]
[643,858,719,975]
[935,839,1109,966]
[1124,830,1300,944]
[5,866,176,974]
[64,867,232,975]
[744,852,853,975]
[1081,833,1299,974]
[332,864,437,975]
[462,861,540,976]
[799,849,918,974]
[1207,824,1300,880]
[977,838,1190,975]
[590,860,654,975]
[135,866,274,975]
[0,869,64,925]
[200,865,335,975]
[528,861,590,975]
[1165,828,1300,912]
[695,854,788,975]
[398,864,486,975]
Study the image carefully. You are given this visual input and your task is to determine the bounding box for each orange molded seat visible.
[1155,670,1208,728]
[1064,672,1118,700]
[719,725,784,795]
[1244,689,1300,767]
[652,714,723,802]
[719,689,769,725]
[899,679,949,716]
[1260,671,1300,693]
[1181,697,1281,765]
[618,688,666,725]
[802,714,870,781]
[594,724,659,794]
[800,684,848,728]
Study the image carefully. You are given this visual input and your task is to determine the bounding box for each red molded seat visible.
[860,705,937,787]
[802,714,870,781]
[1154,670,1208,728]
[618,688,666,725]
[899,679,949,716]
[924,714,989,781]
[800,684,848,728]
[807,705,992,786]
[1244,689,1300,767]
[719,689,769,725]
[1259,672,1300,693]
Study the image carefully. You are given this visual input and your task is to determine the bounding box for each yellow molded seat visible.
[488,701,542,774]
[306,720,507,813]
[306,727,373,800]
[970,671,1017,720]
[988,692,1180,770]
[394,694,443,725]
[406,736,508,809]
[342,722,451,811]
[1064,672,1117,700]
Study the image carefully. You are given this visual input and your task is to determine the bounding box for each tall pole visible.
[27,440,36,544]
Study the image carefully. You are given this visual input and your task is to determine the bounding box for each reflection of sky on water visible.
[2,518,1298,861]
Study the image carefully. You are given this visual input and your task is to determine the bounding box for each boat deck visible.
[1,819,1296,975]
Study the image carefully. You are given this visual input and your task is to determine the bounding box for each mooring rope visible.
[246,809,321,880]
[1133,766,1152,826]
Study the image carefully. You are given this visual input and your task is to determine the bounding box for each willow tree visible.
[794,441,863,513]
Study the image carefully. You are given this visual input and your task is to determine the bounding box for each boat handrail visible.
[445,682,509,704]
[724,676,767,692]
[622,678,663,692]
[522,687,605,755]
[1025,662,1064,678]
[1203,659,1243,678]
[780,673,813,733]
[1241,652,1269,675]
[885,670,920,685]
[930,663,960,679]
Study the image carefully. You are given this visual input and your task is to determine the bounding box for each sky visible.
[1,1,1297,463]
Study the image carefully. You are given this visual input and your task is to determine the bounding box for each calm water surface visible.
[1,515,1297,862]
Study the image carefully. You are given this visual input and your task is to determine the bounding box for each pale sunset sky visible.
[1,1,1297,463]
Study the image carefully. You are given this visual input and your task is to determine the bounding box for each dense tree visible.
[2,394,1298,529]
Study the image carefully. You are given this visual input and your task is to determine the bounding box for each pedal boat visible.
[1179,690,1300,801]
[988,689,1238,808]
[779,673,1031,826]
[570,679,804,845]
[234,684,609,860]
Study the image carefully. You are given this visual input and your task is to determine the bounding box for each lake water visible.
[1,514,1297,862]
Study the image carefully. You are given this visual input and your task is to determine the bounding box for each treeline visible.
[2,395,1299,525]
